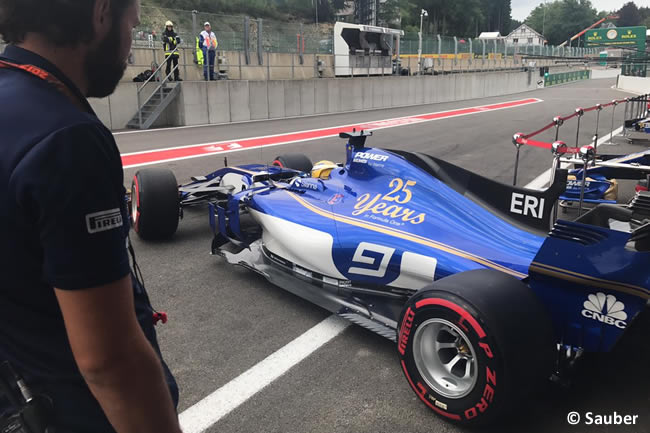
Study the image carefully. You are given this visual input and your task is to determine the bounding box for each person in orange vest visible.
[199,22,218,80]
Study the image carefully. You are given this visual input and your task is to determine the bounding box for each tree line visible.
[146,0,649,45]
[525,0,649,46]
[145,0,347,22]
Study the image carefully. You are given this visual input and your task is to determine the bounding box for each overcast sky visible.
[512,0,650,21]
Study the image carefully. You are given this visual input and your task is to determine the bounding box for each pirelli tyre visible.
[131,169,180,240]
[272,153,313,173]
[397,269,554,426]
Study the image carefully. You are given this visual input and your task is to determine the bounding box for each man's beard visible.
[84,24,127,98]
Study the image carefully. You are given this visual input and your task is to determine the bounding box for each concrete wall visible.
[88,82,181,130]
[591,68,621,79]
[617,75,650,94]
[90,70,541,130]
[124,46,560,83]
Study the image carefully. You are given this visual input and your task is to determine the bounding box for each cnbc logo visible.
[582,292,628,329]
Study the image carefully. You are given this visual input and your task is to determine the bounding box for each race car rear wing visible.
[388,150,568,235]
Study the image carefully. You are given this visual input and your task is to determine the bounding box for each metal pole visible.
[183,48,188,81]
[578,147,594,216]
[299,23,304,65]
[418,13,424,75]
[574,108,584,149]
[554,117,563,142]
[453,36,458,69]
[137,91,142,128]
[593,104,602,154]
[396,34,401,75]
[469,38,473,68]
[257,19,263,66]
[608,101,618,145]
[191,10,198,64]
[578,166,587,216]
[512,134,523,186]
[551,141,567,224]
[437,34,442,67]
[482,39,485,68]
[244,16,250,65]
[623,98,630,137]
[513,145,521,186]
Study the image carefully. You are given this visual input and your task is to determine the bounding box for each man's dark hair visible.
[0,0,132,45]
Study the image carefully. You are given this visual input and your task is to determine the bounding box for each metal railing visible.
[135,47,181,129]
[510,95,650,217]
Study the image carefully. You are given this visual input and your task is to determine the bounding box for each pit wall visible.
[90,70,540,130]
[616,75,650,94]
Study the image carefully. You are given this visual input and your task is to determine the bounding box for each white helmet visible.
[165,21,174,27]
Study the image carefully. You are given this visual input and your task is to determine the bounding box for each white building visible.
[478,32,503,41]
[505,24,545,46]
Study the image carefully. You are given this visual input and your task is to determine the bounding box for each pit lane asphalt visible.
[116,78,649,433]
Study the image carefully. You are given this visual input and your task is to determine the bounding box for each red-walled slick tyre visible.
[397,269,554,426]
[131,169,180,240]
[272,153,313,173]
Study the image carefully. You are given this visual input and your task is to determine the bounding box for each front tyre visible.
[272,153,313,173]
[131,169,180,240]
[397,270,554,426]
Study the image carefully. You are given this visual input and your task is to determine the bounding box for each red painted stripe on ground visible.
[122,98,541,169]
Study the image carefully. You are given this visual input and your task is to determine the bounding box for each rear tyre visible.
[272,154,313,173]
[131,169,180,240]
[397,269,554,426]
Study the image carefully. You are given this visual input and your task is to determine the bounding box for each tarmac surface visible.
[115,78,650,433]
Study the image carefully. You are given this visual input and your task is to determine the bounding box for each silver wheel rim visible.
[132,185,138,225]
[413,318,478,399]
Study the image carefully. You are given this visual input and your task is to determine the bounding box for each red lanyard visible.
[0,59,90,113]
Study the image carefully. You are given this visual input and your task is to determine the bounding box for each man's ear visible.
[92,0,112,41]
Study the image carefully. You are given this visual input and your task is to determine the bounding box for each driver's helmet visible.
[311,160,337,180]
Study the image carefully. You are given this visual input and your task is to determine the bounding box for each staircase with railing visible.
[127,48,182,130]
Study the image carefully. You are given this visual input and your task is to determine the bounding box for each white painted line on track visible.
[121,98,543,169]
[179,315,350,433]
[525,126,623,190]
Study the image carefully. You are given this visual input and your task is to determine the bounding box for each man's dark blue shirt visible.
[0,45,178,432]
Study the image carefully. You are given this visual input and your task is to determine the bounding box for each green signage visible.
[585,26,646,52]
[545,70,591,87]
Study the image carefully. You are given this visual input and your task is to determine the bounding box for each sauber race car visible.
[130,131,650,426]
[559,148,650,210]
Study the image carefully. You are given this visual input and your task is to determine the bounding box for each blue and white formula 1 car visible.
[131,131,650,426]
[559,148,650,209]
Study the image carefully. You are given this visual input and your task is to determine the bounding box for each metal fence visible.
[135,6,601,58]
[134,6,333,54]
[399,34,599,58]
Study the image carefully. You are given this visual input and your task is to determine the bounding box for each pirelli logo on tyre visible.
[86,208,123,234]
